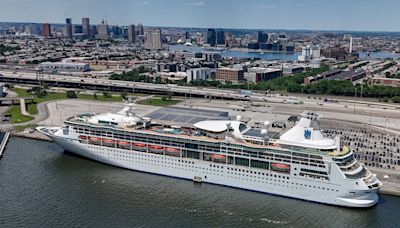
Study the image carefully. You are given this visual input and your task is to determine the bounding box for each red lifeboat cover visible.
[272,163,290,169]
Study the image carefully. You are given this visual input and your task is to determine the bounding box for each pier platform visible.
[0,131,11,158]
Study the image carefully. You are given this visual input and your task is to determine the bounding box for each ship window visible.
[239,123,247,132]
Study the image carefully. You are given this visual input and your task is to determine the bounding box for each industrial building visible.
[39,62,91,73]
[371,77,400,87]
[304,69,366,85]
[244,67,282,83]
[216,67,244,83]
[186,68,212,83]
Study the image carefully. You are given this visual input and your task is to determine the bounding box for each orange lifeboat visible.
[165,147,179,153]
[133,143,146,148]
[89,137,101,142]
[271,163,290,173]
[79,135,88,140]
[165,147,180,156]
[149,145,164,150]
[118,141,131,149]
[211,154,226,159]
[103,139,115,143]
[89,137,102,145]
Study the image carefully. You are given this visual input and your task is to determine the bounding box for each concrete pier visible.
[0,131,11,158]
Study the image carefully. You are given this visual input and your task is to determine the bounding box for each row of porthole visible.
[94,149,339,192]
[90,146,334,189]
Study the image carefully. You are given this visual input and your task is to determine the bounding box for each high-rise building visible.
[111,26,122,37]
[257,31,268,43]
[42,23,51,38]
[216,30,225,45]
[65,18,73,39]
[206,29,216,47]
[97,20,109,40]
[128,24,136,43]
[73,25,83,34]
[136,23,144,36]
[82,18,90,39]
[145,29,162,50]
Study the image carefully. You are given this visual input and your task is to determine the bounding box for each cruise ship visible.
[37,105,382,207]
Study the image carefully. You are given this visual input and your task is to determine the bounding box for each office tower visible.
[257,31,268,43]
[97,20,109,40]
[42,23,51,38]
[73,25,82,34]
[82,17,90,39]
[216,30,225,45]
[136,23,144,36]
[144,28,162,50]
[206,29,216,47]
[65,18,72,39]
[128,24,136,43]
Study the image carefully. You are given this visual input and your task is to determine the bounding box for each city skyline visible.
[1,0,400,32]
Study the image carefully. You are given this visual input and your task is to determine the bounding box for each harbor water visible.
[1,137,400,227]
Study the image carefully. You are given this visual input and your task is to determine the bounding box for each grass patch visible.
[26,103,38,114]
[14,124,38,132]
[7,88,166,124]
[77,94,123,102]
[5,105,34,124]
[138,98,181,107]
[12,87,31,97]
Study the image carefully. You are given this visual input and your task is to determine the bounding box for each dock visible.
[0,131,11,158]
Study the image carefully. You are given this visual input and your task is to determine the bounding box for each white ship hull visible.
[47,133,379,208]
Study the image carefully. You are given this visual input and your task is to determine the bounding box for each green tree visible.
[120,91,128,100]
[392,96,400,103]
[103,91,111,98]
[66,91,77,98]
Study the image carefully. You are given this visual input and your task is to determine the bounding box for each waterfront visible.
[1,137,400,227]
[168,45,400,61]
[168,45,299,61]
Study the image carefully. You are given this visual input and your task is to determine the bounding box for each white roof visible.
[194,120,228,132]
[87,113,141,126]
[278,118,336,150]
[194,120,246,138]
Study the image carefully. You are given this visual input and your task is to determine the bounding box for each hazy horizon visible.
[1,0,400,32]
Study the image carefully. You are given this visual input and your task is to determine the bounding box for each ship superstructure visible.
[38,106,381,207]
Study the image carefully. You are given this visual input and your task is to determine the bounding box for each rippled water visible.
[1,137,400,227]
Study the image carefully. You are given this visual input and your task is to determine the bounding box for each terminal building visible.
[39,62,91,73]
[304,69,366,85]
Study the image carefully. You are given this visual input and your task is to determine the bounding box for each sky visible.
[0,0,399,32]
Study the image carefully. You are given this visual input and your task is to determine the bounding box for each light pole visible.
[353,87,357,114]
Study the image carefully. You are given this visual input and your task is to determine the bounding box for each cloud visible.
[185,1,206,7]
[143,1,150,5]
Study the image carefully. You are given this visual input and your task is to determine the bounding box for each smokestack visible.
[349,37,353,54]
